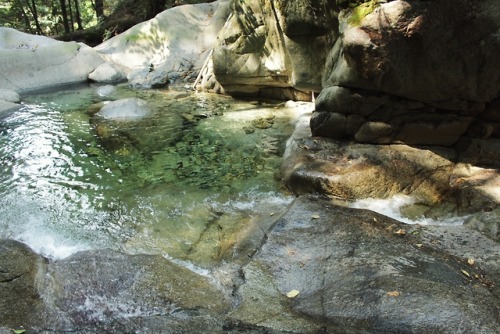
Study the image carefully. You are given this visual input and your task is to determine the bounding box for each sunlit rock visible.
[283,112,500,216]
[313,0,500,145]
[0,27,104,92]
[212,0,336,98]
[0,89,20,103]
[94,0,230,86]
[0,100,20,116]
[89,62,126,84]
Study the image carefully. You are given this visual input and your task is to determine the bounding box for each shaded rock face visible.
[212,0,337,99]
[0,239,48,328]
[311,0,500,145]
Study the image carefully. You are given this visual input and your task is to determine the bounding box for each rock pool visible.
[0,83,311,266]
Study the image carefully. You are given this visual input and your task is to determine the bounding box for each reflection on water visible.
[0,84,310,265]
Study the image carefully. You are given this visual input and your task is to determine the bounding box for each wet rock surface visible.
[1,194,498,333]
[283,113,500,216]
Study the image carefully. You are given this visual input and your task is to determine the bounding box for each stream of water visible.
[0,83,310,264]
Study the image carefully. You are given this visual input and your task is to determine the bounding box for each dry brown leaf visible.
[467,258,475,265]
[394,229,406,235]
[387,291,400,297]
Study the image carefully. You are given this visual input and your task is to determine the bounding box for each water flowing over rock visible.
[1,195,498,333]
[0,27,104,93]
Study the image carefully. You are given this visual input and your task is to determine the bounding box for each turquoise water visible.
[0,84,308,265]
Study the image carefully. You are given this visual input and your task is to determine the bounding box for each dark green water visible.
[0,84,309,265]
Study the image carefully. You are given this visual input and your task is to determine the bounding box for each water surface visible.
[0,84,310,265]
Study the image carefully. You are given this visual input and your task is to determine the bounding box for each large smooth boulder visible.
[0,27,104,92]
[94,0,230,87]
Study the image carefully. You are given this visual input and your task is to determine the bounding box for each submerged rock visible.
[97,98,151,120]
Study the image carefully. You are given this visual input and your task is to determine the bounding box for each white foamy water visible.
[349,195,468,226]
[16,231,91,260]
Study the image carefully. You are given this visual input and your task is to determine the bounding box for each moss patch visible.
[348,1,380,26]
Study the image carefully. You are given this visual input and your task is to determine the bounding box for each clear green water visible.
[0,84,309,266]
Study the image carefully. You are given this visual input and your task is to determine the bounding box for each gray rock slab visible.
[233,196,499,333]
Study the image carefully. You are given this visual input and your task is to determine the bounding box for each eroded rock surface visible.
[1,195,498,333]
[283,112,500,215]
[311,0,500,145]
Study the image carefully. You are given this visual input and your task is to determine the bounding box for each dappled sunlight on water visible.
[0,84,310,264]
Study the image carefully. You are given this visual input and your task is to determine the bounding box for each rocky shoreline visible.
[1,194,498,333]
[0,0,499,332]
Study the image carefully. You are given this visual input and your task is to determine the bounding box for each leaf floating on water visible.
[461,269,471,278]
[386,290,400,297]
[286,289,300,298]
[467,258,475,266]
[394,229,406,235]
[311,214,320,219]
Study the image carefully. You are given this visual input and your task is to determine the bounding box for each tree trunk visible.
[93,0,104,19]
[59,0,70,33]
[67,0,74,31]
[14,0,34,34]
[22,0,43,34]
[30,0,43,34]
[74,0,83,30]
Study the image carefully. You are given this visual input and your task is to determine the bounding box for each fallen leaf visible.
[311,214,320,219]
[415,243,423,248]
[286,289,300,298]
[269,212,275,216]
[467,258,475,265]
[461,269,470,278]
[387,291,400,297]
[394,229,406,235]
[13,330,26,334]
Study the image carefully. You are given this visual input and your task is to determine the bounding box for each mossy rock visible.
[348,0,380,26]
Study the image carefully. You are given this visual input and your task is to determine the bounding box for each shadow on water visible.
[0,83,309,267]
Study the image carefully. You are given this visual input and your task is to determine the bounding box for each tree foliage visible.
[0,0,214,44]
